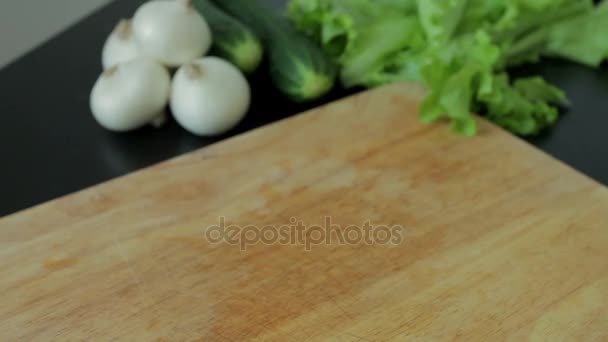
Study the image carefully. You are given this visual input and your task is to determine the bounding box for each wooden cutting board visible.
[1,83,607,341]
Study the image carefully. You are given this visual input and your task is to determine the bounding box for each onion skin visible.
[132,0,213,67]
[90,59,171,132]
[102,19,140,69]
[170,57,251,136]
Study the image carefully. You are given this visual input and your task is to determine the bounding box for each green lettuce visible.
[289,0,424,87]
[480,75,568,135]
[288,0,608,136]
[545,1,608,67]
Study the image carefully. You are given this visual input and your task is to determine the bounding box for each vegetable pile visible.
[91,0,338,135]
[92,0,251,136]
[92,0,608,137]
[288,0,608,135]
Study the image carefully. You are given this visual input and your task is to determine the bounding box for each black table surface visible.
[0,0,607,217]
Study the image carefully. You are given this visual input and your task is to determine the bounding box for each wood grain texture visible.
[1,83,607,341]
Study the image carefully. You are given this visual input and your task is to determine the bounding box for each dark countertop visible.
[0,0,606,217]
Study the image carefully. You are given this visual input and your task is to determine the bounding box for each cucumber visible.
[192,0,263,74]
[214,0,337,102]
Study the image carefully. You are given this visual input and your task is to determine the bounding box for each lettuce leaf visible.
[288,0,608,136]
[480,75,568,135]
[419,31,501,136]
[289,0,424,87]
[545,1,608,67]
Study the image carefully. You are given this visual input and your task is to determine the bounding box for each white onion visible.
[101,19,140,69]
[170,57,251,136]
[132,0,212,67]
[90,59,171,132]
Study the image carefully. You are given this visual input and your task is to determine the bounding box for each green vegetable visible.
[481,76,568,135]
[191,0,263,73]
[289,0,423,88]
[215,0,337,102]
[417,31,500,136]
[288,0,608,136]
[545,1,608,67]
